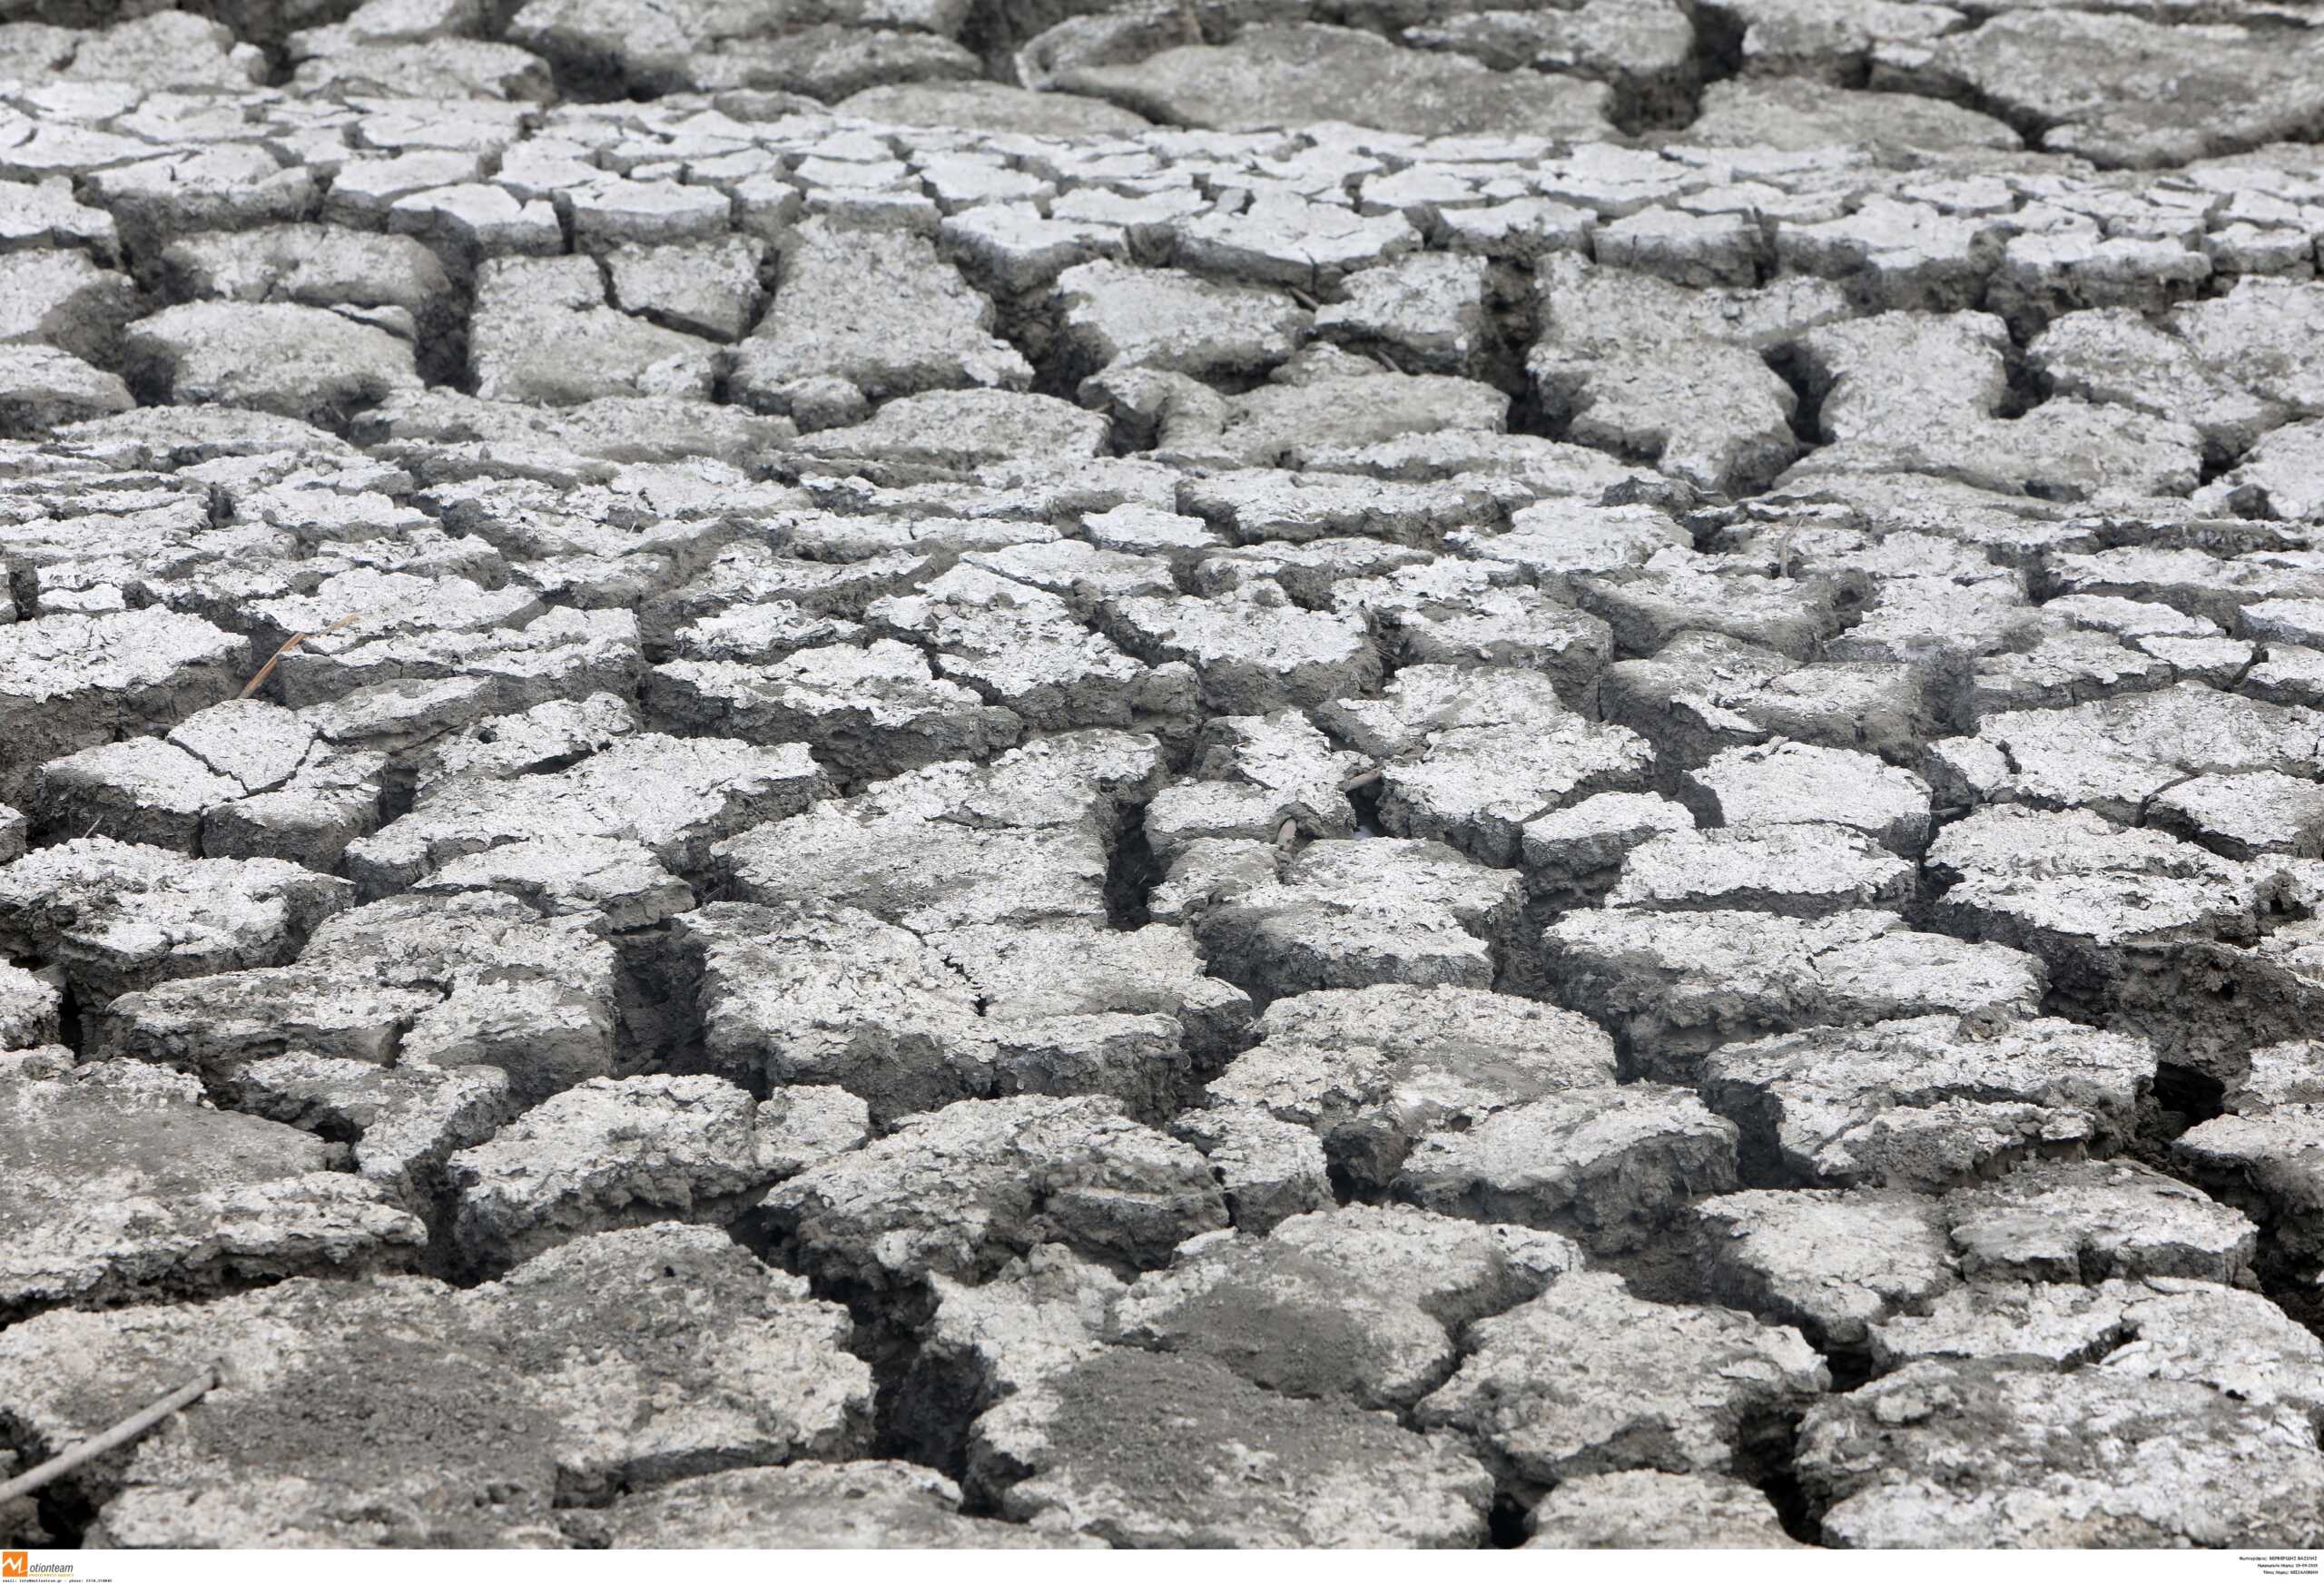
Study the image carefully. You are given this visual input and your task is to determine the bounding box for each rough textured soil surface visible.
[5,0,2324,1553]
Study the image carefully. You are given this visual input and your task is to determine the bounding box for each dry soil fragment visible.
[1415,1270,1827,1494]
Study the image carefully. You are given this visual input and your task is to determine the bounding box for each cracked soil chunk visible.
[0,1058,425,1320]
[1700,1014,2156,1190]
[1798,1359,2324,1547]
[971,1348,1494,1547]
[0,1225,871,1545]
[1415,1270,1827,1494]
[759,1095,1227,1308]
[1396,1085,1738,1253]
[1060,25,1615,140]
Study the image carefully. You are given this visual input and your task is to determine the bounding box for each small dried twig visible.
[240,613,362,701]
[0,1367,217,1504]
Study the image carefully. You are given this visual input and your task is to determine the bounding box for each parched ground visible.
[5,0,2324,1552]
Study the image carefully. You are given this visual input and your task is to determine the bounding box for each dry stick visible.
[0,1367,217,1505]
[239,613,362,700]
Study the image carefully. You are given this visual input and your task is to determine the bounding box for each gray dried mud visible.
[3,0,2324,1552]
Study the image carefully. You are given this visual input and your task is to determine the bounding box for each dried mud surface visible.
[5,0,2324,1551]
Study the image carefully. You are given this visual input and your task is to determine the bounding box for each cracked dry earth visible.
[10,0,2324,1560]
